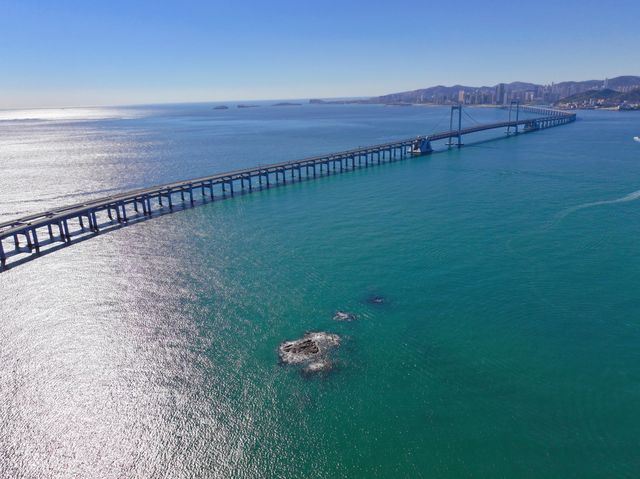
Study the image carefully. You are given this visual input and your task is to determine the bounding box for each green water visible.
[2,108,640,477]
[183,129,640,477]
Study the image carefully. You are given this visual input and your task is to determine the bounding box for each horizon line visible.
[1,73,637,110]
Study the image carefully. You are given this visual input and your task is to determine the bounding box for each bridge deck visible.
[0,107,576,269]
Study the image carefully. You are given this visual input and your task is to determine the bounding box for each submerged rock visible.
[278,332,340,366]
[367,295,385,305]
[333,311,357,321]
[303,359,333,374]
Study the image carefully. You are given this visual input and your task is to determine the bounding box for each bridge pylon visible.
[447,104,463,148]
[507,100,520,135]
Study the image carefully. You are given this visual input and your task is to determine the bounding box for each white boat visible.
[634,136,640,143]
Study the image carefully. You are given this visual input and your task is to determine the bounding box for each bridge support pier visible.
[62,219,71,242]
[507,101,520,135]
[25,231,33,251]
[122,204,128,221]
[92,211,99,232]
[31,228,40,254]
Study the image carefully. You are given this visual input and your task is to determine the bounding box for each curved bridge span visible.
[0,106,575,270]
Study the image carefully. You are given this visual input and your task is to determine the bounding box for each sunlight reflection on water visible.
[0,220,257,478]
[0,107,147,122]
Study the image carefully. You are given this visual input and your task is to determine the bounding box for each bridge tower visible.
[507,100,520,135]
[448,104,463,148]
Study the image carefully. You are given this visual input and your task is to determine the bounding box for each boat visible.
[634,136,640,143]
[410,137,433,155]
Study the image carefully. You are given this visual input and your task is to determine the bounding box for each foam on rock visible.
[303,359,333,374]
[333,311,357,321]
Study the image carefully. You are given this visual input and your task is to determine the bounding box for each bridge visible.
[0,105,576,270]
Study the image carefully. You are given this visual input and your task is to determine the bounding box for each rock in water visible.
[333,311,357,321]
[278,332,340,366]
[367,295,385,305]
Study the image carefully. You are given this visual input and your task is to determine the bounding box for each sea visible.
[0,102,639,478]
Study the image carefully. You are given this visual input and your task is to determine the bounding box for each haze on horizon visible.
[1,0,639,109]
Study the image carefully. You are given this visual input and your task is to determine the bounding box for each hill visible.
[560,88,640,104]
[365,76,640,105]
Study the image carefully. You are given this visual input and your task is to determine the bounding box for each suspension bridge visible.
[0,104,576,270]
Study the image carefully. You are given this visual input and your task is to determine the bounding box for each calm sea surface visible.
[1,103,639,478]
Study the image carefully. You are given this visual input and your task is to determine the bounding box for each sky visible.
[1,0,639,108]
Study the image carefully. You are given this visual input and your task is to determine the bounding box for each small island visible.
[213,105,229,110]
[309,98,367,105]
[237,104,259,108]
[272,102,302,107]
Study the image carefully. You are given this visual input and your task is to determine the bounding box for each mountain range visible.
[370,76,640,105]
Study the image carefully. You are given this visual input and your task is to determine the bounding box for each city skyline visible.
[1,0,639,108]
[370,75,640,107]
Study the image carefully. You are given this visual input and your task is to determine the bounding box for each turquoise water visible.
[1,104,640,477]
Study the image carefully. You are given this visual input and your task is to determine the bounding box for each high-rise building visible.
[458,90,465,104]
[495,83,506,105]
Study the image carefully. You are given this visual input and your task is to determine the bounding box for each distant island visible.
[309,98,368,105]
[237,104,259,108]
[310,75,640,110]
[213,105,229,110]
[272,102,302,107]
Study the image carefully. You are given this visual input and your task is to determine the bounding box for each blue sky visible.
[1,0,639,108]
